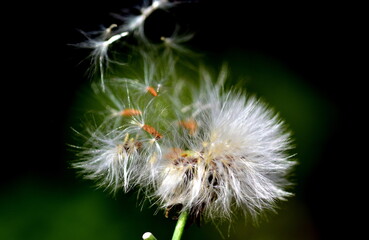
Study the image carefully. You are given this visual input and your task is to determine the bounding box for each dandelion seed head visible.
[72,0,296,227]
[152,78,295,221]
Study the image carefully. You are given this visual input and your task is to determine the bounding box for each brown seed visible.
[179,119,197,135]
[142,124,162,140]
[146,86,158,97]
[120,109,142,117]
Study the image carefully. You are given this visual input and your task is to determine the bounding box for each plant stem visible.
[142,232,157,240]
[171,210,189,240]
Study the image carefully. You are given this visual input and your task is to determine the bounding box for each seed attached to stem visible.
[146,86,158,97]
[120,109,142,117]
[142,124,162,140]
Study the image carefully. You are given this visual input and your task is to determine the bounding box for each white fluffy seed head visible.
[72,0,296,224]
[73,62,295,221]
[152,78,295,221]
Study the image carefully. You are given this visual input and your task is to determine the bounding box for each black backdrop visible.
[2,1,361,239]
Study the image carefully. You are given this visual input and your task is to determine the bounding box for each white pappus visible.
[73,64,295,222]
[152,76,295,222]
[72,0,296,226]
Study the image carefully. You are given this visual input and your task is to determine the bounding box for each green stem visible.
[142,232,157,240]
[171,210,189,240]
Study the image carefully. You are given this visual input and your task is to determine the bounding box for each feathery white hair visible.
[72,0,295,223]
[73,65,295,221]
[152,77,295,221]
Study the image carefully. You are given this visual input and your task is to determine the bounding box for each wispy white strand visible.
[113,0,176,34]
[75,25,129,90]
[75,0,180,90]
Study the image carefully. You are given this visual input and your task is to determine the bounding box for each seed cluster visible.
[72,0,295,223]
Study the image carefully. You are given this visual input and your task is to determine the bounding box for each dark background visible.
[2,1,361,239]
